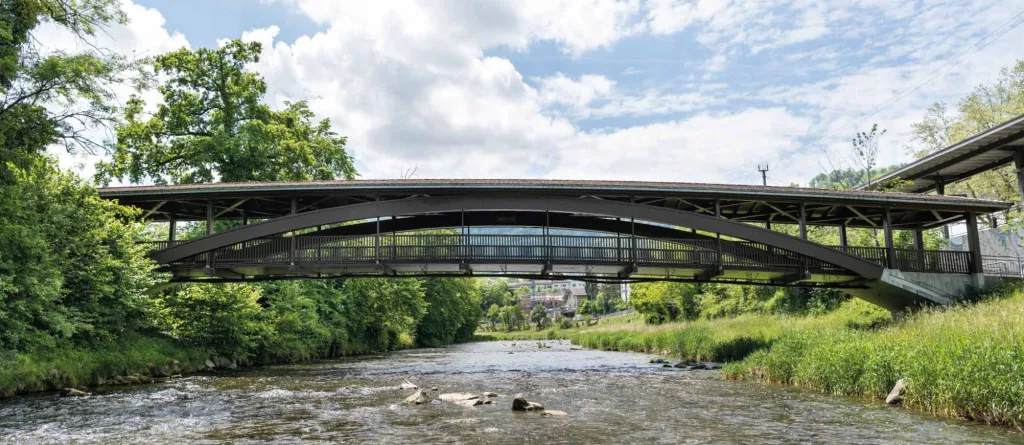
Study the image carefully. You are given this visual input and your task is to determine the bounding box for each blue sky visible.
[48,0,1024,185]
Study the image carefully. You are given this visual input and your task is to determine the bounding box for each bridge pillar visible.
[798,203,807,240]
[205,199,213,271]
[839,222,848,248]
[883,207,895,269]
[966,212,983,274]
[168,217,176,243]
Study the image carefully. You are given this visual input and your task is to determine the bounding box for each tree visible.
[1,0,138,177]
[157,283,270,358]
[584,281,598,300]
[486,303,501,330]
[908,60,1024,227]
[416,278,481,346]
[529,304,548,330]
[499,305,524,332]
[480,279,514,309]
[852,123,886,189]
[96,40,355,185]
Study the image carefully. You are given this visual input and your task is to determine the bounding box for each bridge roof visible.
[99,179,1010,230]
[860,113,1024,193]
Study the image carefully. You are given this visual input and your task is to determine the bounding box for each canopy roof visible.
[99,179,1010,230]
[862,113,1024,193]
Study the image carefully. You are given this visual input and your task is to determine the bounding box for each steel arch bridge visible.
[100,179,1010,312]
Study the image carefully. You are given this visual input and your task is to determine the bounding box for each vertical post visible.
[715,199,723,268]
[168,217,176,243]
[289,197,297,266]
[765,219,771,231]
[913,230,924,250]
[798,202,807,240]
[966,212,983,274]
[1013,149,1024,198]
[206,199,214,236]
[242,210,249,226]
[205,199,213,270]
[392,215,397,260]
[375,197,381,264]
[883,207,895,269]
[936,176,950,240]
[839,222,848,248]
[616,217,622,263]
[460,209,465,262]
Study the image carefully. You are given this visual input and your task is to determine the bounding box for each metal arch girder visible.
[151,195,886,279]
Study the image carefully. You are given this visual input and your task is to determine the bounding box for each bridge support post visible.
[1013,149,1024,199]
[839,222,848,248]
[883,207,895,269]
[966,212,983,274]
[289,198,297,266]
[798,203,807,240]
[715,199,723,268]
[205,199,213,271]
[168,217,176,243]
[935,176,950,240]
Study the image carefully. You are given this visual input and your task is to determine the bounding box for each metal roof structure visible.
[861,113,1024,193]
[99,178,1010,230]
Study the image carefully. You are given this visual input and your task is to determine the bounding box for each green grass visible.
[725,289,1024,429]
[0,333,211,397]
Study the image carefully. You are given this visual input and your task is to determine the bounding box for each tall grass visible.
[0,333,210,397]
[726,289,1024,429]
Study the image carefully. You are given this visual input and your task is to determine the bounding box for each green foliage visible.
[529,304,548,330]
[629,282,699,324]
[480,279,515,309]
[156,283,269,359]
[416,278,481,346]
[499,305,525,332]
[96,40,355,185]
[0,160,159,350]
[908,60,1024,226]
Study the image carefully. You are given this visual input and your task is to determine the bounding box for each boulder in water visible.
[886,379,907,405]
[204,359,216,370]
[454,399,484,407]
[540,410,567,417]
[400,380,418,390]
[439,393,480,402]
[650,358,667,364]
[512,395,544,411]
[61,388,89,397]
[404,389,430,405]
[482,392,498,397]
[212,356,235,369]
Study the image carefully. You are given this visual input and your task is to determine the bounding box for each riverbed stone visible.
[512,395,544,411]
[400,381,418,390]
[61,388,89,397]
[650,358,667,364]
[212,356,234,369]
[482,392,498,397]
[404,389,430,405]
[540,410,567,417]
[439,393,480,402]
[204,359,216,370]
[886,379,907,405]
[454,399,484,407]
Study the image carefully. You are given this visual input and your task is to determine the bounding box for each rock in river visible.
[482,392,498,398]
[404,389,430,405]
[439,393,480,402]
[400,380,418,390]
[61,388,89,397]
[886,379,907,405]
[540,410,567,417]
[454,399,484,407]
[512,395,544,411]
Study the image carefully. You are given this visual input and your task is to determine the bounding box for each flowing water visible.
[1,341,1020,444]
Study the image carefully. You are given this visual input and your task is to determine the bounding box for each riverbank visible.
[477,288,1024,430]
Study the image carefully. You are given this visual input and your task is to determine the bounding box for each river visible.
[1,340,1020,444]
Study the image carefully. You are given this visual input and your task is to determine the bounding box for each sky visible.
[39,0,1024,186]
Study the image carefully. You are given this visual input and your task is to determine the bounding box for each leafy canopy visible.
[97,40,356,185]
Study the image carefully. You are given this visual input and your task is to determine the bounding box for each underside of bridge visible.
[100,179,1011,312]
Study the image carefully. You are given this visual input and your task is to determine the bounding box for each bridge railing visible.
[981,256,1024,278]
[148,235,975,276]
